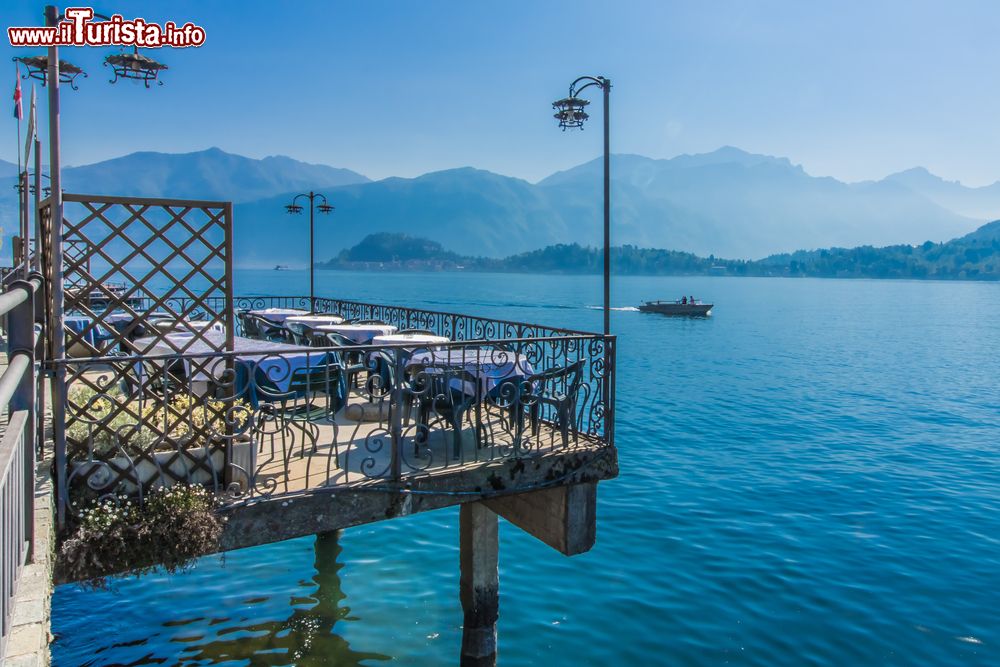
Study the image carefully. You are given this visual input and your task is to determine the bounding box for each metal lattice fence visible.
[41,194,235,515]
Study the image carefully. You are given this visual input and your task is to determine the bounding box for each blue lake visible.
[52,270,1000,665]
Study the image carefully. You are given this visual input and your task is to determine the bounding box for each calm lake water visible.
[52,270,1000,666]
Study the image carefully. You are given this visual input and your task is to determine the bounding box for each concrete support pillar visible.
[460,502,499,667]
[486,482,597,556]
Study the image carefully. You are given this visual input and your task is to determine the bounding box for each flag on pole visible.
[24,85,36,162]
[13,69,22,120]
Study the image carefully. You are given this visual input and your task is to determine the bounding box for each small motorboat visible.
[638,299,713,316]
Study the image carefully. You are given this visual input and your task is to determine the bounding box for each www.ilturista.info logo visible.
[8,7,206,48]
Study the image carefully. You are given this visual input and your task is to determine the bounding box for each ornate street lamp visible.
[104,47,168,87]
[552,96,590,130]
[284,192,335,308]
[552,75,612,336]
[13,55,87,90]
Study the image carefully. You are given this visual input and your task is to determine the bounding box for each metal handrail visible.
[0,273,41,657]
[0,354,31,409]
[0,274,42,317]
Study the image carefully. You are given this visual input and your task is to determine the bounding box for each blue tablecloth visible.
[64,315,113,347]
[134,332,322,395]
[407,348,534,395]
[250,307,309,323]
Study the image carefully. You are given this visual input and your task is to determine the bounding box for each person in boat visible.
[681,296,687,304]
[689,295,695,304]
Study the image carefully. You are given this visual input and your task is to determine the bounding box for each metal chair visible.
[524,359,585,447]
[255,356,344,415]
[140,357,188,399]
[236,310,256,337]
[324,332,367,390]
[407,362,483,459]
[253,356,346,457]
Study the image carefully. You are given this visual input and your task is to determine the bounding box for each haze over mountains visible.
[1,146,998,265]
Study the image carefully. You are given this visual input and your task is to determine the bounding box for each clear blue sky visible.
[4,0,1000,184]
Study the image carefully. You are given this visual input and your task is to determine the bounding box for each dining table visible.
[150,319,226,335]
[315,323,398,344]
[371,333,451,349]
[284,314,345,327]
[66,311,180,346]
[249,307,309,323]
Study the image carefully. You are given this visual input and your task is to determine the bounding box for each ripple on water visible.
[52,274,1000,666]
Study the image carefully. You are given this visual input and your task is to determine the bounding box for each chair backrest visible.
[407,363,482,404]
[530,358,585,397]
[236,310,257,337]
[325,332,359,348]
[285,322,313,347]
[149,318,178,335]
[140,357,187,395]
[287,358,342,395]
[108,315,146,343]
[102,350,142,397]
[320,332,364,367]
[248,314,288,342]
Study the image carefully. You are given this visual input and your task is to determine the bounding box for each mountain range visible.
[3,146,1000,264]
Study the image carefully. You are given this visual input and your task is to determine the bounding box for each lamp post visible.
[284,192,334,309]
[552,75,612,337]
[14,5,168,527]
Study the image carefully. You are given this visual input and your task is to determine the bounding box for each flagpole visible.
[26,86,38,273]
[15,64,24,274]
[15,65,22,175]
[33,137,41,273]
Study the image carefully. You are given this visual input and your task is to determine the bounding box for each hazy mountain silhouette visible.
[1,146,995,266]
[881,167,1000,220]
[535,148,980,259]
[59,147,369,201]
[232,167,579,262]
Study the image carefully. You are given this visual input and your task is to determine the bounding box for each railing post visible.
[390,348,404,483]
[32,270,46,460]
[7,279,37,559]
[52,365,67,529]
[603,335,615,446]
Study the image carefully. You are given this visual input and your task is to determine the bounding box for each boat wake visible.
[586,306,640,312]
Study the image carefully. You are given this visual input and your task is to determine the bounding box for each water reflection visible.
[175,532,389,665]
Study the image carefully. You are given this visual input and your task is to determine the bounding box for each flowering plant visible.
[58,484,225,587]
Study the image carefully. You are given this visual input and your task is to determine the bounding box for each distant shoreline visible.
[309,227,1000,283]
[226,265,1000,284]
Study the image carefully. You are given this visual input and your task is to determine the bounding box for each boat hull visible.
[638,302,713,316]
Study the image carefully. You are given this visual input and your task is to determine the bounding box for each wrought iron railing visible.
[0,274,42,658]
[54,327,614,518]
[124,295,600,340]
